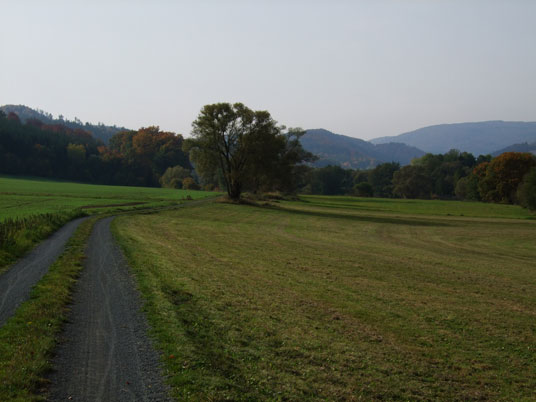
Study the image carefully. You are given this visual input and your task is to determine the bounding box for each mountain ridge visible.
[301,129,425,169]
[491,142,536,157]
[371,120,536,155]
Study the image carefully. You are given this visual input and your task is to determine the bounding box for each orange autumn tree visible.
[107,126,191,186]
[477,152,536,203]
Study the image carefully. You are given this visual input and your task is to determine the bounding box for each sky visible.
[1,0,535,140]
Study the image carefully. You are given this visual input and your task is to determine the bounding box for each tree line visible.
[1,104,535,210]
[0,104,314,196]
[0,110,193,188]
[302,150,536,210]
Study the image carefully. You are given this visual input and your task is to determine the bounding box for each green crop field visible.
[113,197,536,401]
[0,175,219,221]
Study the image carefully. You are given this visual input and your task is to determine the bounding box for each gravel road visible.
[0,217,87,327]
[47,217,171,401]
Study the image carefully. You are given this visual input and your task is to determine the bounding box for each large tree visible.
[368,162,400,197]
[309,165,353,195]
[185,103,314,200]
[392,165,432,199]
[476,152,536,203]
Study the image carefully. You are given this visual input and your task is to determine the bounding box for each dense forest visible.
[0,111,192,188]
[302,149,536,210]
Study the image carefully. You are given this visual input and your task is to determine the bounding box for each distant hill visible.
[301,129,425,169]
[0,104,128,143]
[371,121,536,156]
[491,142,536,157]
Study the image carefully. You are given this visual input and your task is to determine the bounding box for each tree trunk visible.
[228,179,241,200]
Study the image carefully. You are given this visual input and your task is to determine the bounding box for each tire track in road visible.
[48,217,171,402]
[0,217,87,327]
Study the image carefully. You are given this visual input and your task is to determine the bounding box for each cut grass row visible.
[299,195,535,220]
[113,199,536,400]
[0,217,97,401]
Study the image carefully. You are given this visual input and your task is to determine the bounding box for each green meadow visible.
[0,175,218,221]
[113,197,536,400]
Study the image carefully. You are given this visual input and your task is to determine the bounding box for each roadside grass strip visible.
[0,217,97,401]
[0,210,86,273]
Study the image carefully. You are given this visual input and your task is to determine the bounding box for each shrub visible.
[182,177,200,190]
[160,165,191,189]
[353,182,373,197]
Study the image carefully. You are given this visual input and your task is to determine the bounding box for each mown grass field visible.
[0,175,218,221]
[114,197,536,401]
[299,195,535,220]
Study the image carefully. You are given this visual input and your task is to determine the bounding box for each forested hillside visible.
[491,142,536,156]
[0,110,191,187]
[300,129,425,168]
[0,105,126,144]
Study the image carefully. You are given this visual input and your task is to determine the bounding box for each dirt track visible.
[0,217,87,327]
[47,217,171,401]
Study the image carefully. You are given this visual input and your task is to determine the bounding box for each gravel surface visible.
[47,217,171,402]
[0,217,87,327]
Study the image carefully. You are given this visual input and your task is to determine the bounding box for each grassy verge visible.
[113,200,536,400]
[0,210,86,272]
[0,217,97,401]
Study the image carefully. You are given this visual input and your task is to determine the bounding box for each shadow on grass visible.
[265,204,451,227]
[297,196,427,213]
[299,196,396,204]
[161,285,267,399]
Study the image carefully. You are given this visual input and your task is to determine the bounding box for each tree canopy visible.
[475,152,536,203]
[298,149,536,211]
[184,103,314,200]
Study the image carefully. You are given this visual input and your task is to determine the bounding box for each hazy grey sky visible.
[1,0,535,140]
